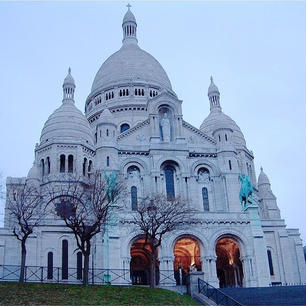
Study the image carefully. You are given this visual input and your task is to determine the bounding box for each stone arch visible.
[128,234,161,285]
[191,159,221,177]
[209,228,251,257]
[153,99,181,116]
[121,158,148,175]
[212,231,248,288]
[156,157,186,173]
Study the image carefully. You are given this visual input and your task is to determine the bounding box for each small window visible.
[202,187,209,211]
[62,240,68,280]
[229,160,232,170]
[131,186,138,210]
[135,89,137,95]
[88,160,92,177]
[267,250,274,276]
[83,158,87,176]
[106,129,109,137]
[165,165,175,200]
[120,123,130,133]
[218,135,221,142]
[68,155,73,173]
[47,252,53,279]
[106,156,110,167]
[41,159,45,176]
[60,155,65,173]
[225,134,228,141]
[47,157,50,174]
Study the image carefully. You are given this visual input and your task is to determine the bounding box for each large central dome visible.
[89,6,172,96]
[91,43,172,93]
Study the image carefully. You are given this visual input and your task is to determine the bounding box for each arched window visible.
[83,158,87,176]
[68,155,73,173]
[47,252,53,279]
[202,187,209,211]
[77,251,82,280]
[165,165,175,200]
[62,240,68,280]
[88,160,92,178]
[126,89,129,96]
[41,159,45,176]
[120,123,130,133]
[47,157,50,174]
[60,155,65,173]
[106,129,109,137]
[267,250,274,276]
[225,134,228,141]
[218,135,221,142]
[141,89,144,96]
[228,160,232,170]
[106,156,110,167]
[135,88,137,95]
[131,186,138,211]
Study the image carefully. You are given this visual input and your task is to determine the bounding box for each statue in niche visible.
[198,168,210,183]
[128,166,140,182]
[160,112,171,142]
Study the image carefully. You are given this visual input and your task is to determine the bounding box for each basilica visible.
[0,7,305,288]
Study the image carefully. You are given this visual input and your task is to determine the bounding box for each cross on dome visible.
[122,4,137,44]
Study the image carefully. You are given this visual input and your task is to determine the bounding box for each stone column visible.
[159,256,176,286]
[187,271,204,297]
[122,257,131,285]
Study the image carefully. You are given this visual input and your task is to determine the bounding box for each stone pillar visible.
[159,256,176,286]
[246,206,270,287]
[187,271,204,298]
[122,257,131,285]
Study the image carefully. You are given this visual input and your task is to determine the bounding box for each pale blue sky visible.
[0,1,305,241]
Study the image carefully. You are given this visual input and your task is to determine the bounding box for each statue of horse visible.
[239,174,253,209]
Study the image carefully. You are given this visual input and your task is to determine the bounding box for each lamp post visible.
[147,199,157,286]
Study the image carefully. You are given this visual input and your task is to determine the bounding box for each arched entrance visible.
[216,237,243,288]
[173,237,202,285]
[130,238,159,285]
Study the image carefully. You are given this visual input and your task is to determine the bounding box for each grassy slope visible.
[0,282,198,306]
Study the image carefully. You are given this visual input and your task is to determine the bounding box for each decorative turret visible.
[26,161,40,189]
[257,167,280,219]
[122,4,138,45]
[208,76,221,111]
[63,68,75,102]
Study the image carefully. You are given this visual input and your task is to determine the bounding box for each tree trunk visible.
[83,241,91,285]
[150,251,157,288]
[19,239,27,283]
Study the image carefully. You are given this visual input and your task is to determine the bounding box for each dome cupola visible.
[40,69,94,146]
[63,68,75,102]
[200,77,246,147]
[122,4,137,45]
[208,76,221,111]
[258,167,270,186]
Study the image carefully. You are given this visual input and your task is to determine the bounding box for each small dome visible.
[100,108,115,123]
[123,7,136,24]
[200,109,246,147]
[63,68,75,86]
[91,43,172,93]
[40,101,94,146]
[258,167,270,186]
[208,76,220,96]
[27,162,40,181]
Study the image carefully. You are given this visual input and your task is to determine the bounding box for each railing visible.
[0,264,177,287]
[0,264,131,285]
[198,278,244,306]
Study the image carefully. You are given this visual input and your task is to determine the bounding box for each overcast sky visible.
[0,1,305,242]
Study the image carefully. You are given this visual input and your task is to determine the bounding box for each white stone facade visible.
[0,7,305,288]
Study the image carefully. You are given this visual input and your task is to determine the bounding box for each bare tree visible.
[132,195,193,288]
[47,172,124,285]
[6,183,45,283]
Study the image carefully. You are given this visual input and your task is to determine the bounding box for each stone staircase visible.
[219,286,306,306]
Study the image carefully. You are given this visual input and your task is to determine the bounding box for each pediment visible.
[182,120,216,147]
[117,119,150,146]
